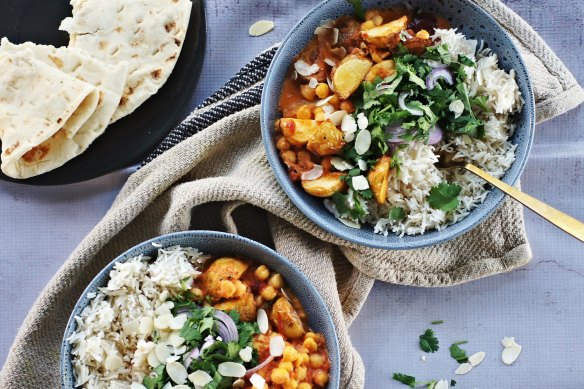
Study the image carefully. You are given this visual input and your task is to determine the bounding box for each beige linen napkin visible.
[1,1,583,388]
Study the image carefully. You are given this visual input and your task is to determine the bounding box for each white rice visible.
[68,246,207,389]
[359,28,521,236]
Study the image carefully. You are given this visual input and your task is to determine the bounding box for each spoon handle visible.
[464,163,584,243]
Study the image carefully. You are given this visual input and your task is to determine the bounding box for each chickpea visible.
[300,84,317,101]
[261,286,277,301]
[298,383,312,389]
[296,104,313,120]
[305,332,317,339]
[271,368,290,385]
[254,295,264,306]
[328,94,341,108]
[340,100,355,114]
[415,29,430,40]
[276,136,291,151]
[279,361,294,372]
[190,287,203,301]
[360,20,375,31]
[283,345,298,362]
[283,379,298,389]
[372,15,383,26]
[303,338,318,353]
[268,273,284,289]
[297,352,310,366]
[296,367,308,382]
[280,150,297,168]
[255,265,270,281]
[312,370,329,387]
[315,83,330,99]
[321,156,333,172]
[274,119,281,132]
[309,353,324,369]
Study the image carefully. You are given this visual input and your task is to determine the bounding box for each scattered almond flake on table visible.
[501,337,522,365]
[435,380,449,389]
[420,355,426,362]
[248,20,274,37]
[468,351,486,367]
[454,362,473,375]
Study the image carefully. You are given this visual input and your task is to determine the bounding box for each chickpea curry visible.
[274,7,456,225]
[187,257,331,389]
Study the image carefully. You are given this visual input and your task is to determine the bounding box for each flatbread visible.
[0,39,128,179]
[0,49,101,179]
[59,0,193,123]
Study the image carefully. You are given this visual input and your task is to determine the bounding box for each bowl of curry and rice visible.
[260,0,535,249]
[61,231,340,389]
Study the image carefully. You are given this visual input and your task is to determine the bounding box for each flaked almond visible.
[218,362,246,378]
[357,159,368,171]
[341,114,357,133]
[352,175,369,190]
[339,217,361,228]
[249,20,275,37]
[315,95,334,107]
[301,164,323,181]
[257,308,269,334]
[188,370,213,386]
[269,335,285,356]
[354,129,371,155]
[166,361,188,384]
[104,355,123,371]
[325,110,347,126]
[308,77,318,88]
[455,362,472,375]
[330,157,354,171]
[294,59,320,77]
[250,373,266,389]
[155,343,172,363]
[468,351,485,367]
[239,346,253,363]
[501,337,522,365]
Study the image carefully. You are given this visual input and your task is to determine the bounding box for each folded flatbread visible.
[60,0,193,123]
[0,49,101,179]
[0,39,128,179]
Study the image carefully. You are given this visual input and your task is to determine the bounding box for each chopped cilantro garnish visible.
[431,320,444,325]
[392,373,417,387]
[345,0,364,20]
[388,207,406,221]
[419,328,439,353]
[427,182,462,212]
[451,380,457,386]
[449,343,469,364]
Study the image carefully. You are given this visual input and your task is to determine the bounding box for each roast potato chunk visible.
[203,257,248,299]
[301,172,346,197]
[332,55,373,100]
[214,292,257,322]
[367,156,392,204]
[307,120,346,156]
[279,118,319,145]
[365,60,396,83]
[271,297,306,339]
[361,16,408,48]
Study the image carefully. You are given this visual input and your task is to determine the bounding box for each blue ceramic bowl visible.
[61,231,340,389]
[261,0,535,250]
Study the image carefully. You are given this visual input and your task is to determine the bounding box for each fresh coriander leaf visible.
[452,340,468,346]
[449,343,469,364]
[228,309,241,324]
[200,316,215,334]
[427,182,462,212]
[419,328,439,353]
[471,95,489,111]
[431,320,444,325]
[427,381,439,389]
[458,54,476,67]
[360,189,374,199]
[370,124,388,154]
[424,44,452,63]
[388,207,406,221]
[345,0,365,20]
[455,83,472,115]
[392,373,416,388]
[180,323,202,344]
[332,192,351,215]
[143,364,166,389]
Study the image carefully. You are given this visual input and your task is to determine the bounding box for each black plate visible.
[0,0,206,185]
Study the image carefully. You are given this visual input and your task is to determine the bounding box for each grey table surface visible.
[1,0,583,387]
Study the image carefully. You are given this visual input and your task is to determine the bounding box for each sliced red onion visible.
[182,347,200,368]
[301,165,323,181]
[428,125,443,145]
[214,310,239,343]
[398,93,423,116]
[245,355,275,376]
[425,68,454,90]
[385,123,406,143]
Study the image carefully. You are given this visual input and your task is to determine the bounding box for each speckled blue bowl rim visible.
[60,231,341,389]
[260,0,535,250]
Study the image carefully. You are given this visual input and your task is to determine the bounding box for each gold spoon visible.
[436,151,584,243]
